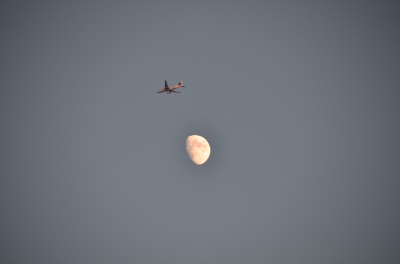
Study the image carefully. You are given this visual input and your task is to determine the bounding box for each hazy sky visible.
[1,1,399,263]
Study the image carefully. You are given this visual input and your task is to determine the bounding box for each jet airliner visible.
[157,80,185,94]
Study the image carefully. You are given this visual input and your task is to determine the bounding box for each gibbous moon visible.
[186,135,211,165]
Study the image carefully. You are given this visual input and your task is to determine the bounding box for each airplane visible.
[157,80,185,94]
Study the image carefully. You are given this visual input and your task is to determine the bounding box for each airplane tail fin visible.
[179,80,185,87]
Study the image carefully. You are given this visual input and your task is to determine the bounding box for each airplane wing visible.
[164,80,169,88]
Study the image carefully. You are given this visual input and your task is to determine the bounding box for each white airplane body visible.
[157,80,185,94]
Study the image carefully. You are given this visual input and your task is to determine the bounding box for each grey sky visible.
[1,1,399,263]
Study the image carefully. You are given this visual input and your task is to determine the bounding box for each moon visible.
[186,135,211,165]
